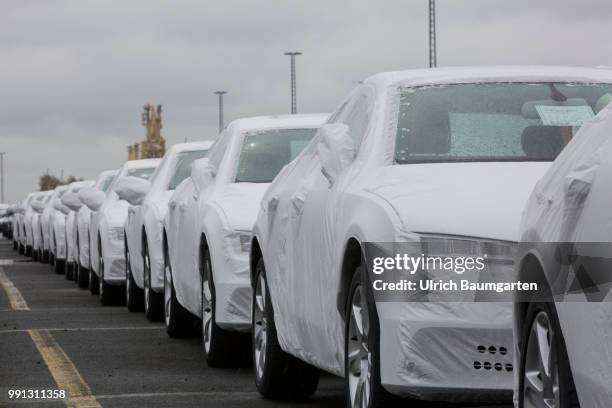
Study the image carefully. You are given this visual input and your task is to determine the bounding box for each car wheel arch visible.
[337,237,363,320]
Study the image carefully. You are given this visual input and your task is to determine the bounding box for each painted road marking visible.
[0,326,164,334]
[0,267,30,311]
[0,259,14,265]
[28,329,102,408]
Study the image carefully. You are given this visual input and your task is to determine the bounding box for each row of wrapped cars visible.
[10,66,612,408]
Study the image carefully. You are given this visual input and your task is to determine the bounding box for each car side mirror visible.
[317,123,356,185]
[53,198,71,215]
[191,158,215,192]
[31,201,46,213]
[79,187,106,212]
[61,192,83,212]
[113,176,151,206]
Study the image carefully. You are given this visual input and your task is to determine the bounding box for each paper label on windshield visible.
[536,105,595,126]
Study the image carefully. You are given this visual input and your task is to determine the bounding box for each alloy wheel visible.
[164,257,172,327]
[144,251,150,311]
[125,247,131,304]
[523,310,560,408]
[201,254,213,353]
[253,272,267,381]
[347,284,371,408]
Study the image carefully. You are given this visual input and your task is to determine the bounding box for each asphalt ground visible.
[0,238,511,408]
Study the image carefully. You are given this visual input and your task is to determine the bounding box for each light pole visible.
[429,0,437,68]
[284,52,302,114]
[0,152,4,202]
[214,91,227,133]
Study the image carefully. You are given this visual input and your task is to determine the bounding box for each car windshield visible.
[100,175,115,192]
[127,167,156,180]
[168,150,209,190]
[235,128,317,183]
[394,82,612,164]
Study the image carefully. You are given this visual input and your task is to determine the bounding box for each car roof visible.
[168,141,214,154]
[364,66,612,89]
[227,113,329,134]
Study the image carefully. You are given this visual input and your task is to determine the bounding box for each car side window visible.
[340,94,371,149]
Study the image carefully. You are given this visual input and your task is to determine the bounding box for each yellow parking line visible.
[28,329,102,408]
[0,267,29,311]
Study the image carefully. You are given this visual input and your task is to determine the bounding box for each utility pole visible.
[284,52,302,114]
[429,0,437,68]
[0,152,5,203]
[214,91,227,133]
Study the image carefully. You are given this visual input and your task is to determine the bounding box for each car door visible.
[289,91,373,364]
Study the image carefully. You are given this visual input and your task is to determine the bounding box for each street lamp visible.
[0,152,4,202]
[284,52,302,114]
[213,91,227,133]
[429,0,437,68]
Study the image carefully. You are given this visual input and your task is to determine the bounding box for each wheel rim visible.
[201,253,213,353]
[523,310,559,408]
[125,248,131,303]
[253,272,267,381]
[144,251,150,311]
[99,250,104,296]
[164,256,172,326]
[347,284,371,408]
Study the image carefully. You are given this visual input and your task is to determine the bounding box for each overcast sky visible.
[1,0,612,201]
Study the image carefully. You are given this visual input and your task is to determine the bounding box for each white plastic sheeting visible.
[76,170,118,269]
[114,177,151,206]
[61,192,83,212]
[126,142,212,292]
[90,159,160,282]
[41,185,68,252]
[167,116,326,329]
[515,103,612,407]
[250,67,612,402]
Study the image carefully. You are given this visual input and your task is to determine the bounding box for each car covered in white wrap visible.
[249,67,612,406]
[30,191,53,261]
[164,114,326,365]
[120,142,212,320]
[87,159,160,305]
[61,180,95,280]
[514,96,612,408]
[40,185,68,264]
[51,182,89,274]
[23,192,45,256]
[74,170,117,288]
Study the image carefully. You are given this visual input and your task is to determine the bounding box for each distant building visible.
[128,104,166,160]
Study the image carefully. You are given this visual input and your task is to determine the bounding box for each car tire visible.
[125,240,144,312]
[65,261,73,280]
[18,243,24,255]
[32,248,39,262]
[344,266,400,408]
[54,259,65,275]
[42,250,49,264]
[143,239,163,321]
[25,245,32,257]
[77,263,89,289]
[12,240,18,251]
[252,257,319,400]
[164,244,195,337]
[89,268,99,295]
[99,239,124,306]
[201,246,250,367]
[518,302,579,408]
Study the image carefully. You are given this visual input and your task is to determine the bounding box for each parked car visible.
[30,191,53,261]
[22,192,45,256]
[85,159,160,305]
[164,114,326,364]
[74,170,118,288]
[51,181,92,274]
[120,142,212,319]
[61,180,95,280]
[249,67,612,406]
[12,198,28,252]
[40,185,69,264]
[514,99,612,408]
[0,204,14,239]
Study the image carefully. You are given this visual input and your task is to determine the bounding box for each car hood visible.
[215,183,270,232]
[363,162,550,242]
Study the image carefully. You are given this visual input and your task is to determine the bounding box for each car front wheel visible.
[252,257,319,400]
[519,302,579,408]
[143,239,163,321]
[164,244,194,337]
[344,266,399,408]
[125,239,144,312]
